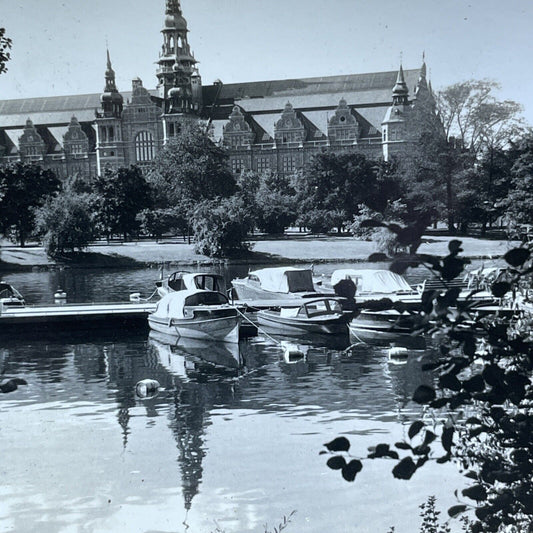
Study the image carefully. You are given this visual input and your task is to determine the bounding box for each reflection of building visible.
[0,0,437,178]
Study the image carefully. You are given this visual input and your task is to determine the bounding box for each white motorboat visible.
[232,266,328,301]
[330,269,422,306]
[0,283,25,312]
[148,289,242,343]
[256,297,351,335]
[156,271,227,298]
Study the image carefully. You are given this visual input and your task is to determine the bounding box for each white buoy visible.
[135,379,160,398]
[281,341,306,363]
[129,292,141,302]
[388,346,409,361]
[54,290,67,304]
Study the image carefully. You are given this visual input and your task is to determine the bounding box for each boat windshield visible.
[184,292,229,306]
[193,275,225,292]
[303,299,342,317]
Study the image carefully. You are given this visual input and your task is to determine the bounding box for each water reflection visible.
[0,267,467,532]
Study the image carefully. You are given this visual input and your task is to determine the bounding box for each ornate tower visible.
[157,0,203,141]
[381,64,411,161]
[95,50,126,173]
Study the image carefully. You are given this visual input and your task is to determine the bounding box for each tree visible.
[506,133,533,229]
[35,179,97,258]
[0,163,60,246]
[436,80,524,156]
[294,152,381,232]
[322,226,533,533]
[191,196,253,258]
[148,122,236,210]
[0,28,12,76]
[254,171,297,234]
[93,165,152,241]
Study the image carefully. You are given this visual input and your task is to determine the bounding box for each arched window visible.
[135,131,154,162]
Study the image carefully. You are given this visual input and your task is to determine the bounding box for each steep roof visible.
[0,68,421,134]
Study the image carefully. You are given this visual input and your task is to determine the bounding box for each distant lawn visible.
[0,234,518,270]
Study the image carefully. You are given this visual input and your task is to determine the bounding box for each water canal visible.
[0,263,494,533]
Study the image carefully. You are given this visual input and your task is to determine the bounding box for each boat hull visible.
[148,313,241,343]
[257,310,349,335]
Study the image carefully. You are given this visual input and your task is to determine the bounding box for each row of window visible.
[231,156,297,174]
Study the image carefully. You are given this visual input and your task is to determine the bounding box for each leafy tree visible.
[506,133,533,230]
[0,163,60,246]
[294,152,381,232]
[436,80,524,156]
[191,196,253,258]
[93,165,152,241]
[136,206,188,242]
[322,224,533,533]
[148,122,236,211]
[254,171,297,234]
[0,28,12,76]
[35,179,97,258]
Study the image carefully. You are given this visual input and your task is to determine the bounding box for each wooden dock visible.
[0,302,157,332]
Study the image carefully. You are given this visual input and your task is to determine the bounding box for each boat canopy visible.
[331,269,413,294]
[250,267,315,294]
[153,289,229,319]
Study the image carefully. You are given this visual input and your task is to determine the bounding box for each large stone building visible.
[0,0,437,178]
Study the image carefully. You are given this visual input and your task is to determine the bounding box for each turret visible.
[100,50,123,118]
[156,0,202,114]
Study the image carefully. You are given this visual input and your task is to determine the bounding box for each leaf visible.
[462,484,487,501]
[439,372,462,392]
[491,281,511,298]
[326,456,346,470]
[341,459,362,482]
[392,457,417,480]
[448,240,463,255]
[360,219,386,228]
[408,421,425,440]
[448,505,468,518]
[463,374,485,393]
[423,430,437,446]
[395,441,412,450]
[412,385,436,404]
[442,427,454,453]
[368,252,389,262]
[436,453,451,464]
[324,437,350,452]
[503,247,530,267]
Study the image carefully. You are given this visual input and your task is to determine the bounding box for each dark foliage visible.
[0,163,61,246]
[322,224,533,532]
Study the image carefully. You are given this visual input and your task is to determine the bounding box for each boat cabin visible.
[331,269,417,296]
[248,267,316,294]
[280,298,344,319]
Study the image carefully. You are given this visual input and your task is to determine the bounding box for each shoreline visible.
[0,234,517,272]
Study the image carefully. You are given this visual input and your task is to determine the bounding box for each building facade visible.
[0,0,437,178]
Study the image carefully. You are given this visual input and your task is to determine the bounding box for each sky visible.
[0,0,532,125]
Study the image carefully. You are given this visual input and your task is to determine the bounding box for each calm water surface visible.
[0,264,491,533]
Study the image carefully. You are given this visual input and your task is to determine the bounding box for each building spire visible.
[392,64,409,105]
[166,0,182,15]
[104,48,117,92]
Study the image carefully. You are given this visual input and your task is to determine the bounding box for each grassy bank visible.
[0,234,518,271]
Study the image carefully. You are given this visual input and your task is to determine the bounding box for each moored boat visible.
[256,297,350,335]
[148,289,241,343]
[330,269,422,307]
[0,283,25,311]
[156,271,227,298]
[232,267,328,301]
